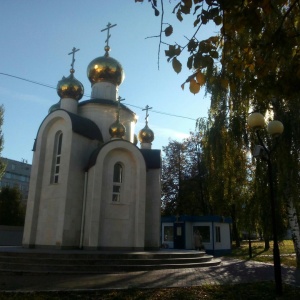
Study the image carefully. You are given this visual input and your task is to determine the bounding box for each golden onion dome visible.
[87,49,125,86]
[138,124,154,143]
[57,70,84,101]
[109,120,126,139]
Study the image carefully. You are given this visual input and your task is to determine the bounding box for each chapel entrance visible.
[173,222,185,249]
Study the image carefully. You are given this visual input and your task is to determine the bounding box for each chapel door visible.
[173,222,185,249]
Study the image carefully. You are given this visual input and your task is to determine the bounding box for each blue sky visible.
[0,0,216,163]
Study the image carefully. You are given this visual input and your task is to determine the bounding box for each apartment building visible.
[0,158,31,202]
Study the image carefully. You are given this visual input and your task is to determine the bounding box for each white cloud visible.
[153,126,190,140]
[0,86,52,106]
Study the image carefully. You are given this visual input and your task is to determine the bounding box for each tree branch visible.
[157,0,164,70]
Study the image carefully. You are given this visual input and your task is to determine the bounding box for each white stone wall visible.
[23,108,161,251]
[60,98,78,114]
[23,114,69,247]
[83,140,146,250]
[144,169,161,249]
[78,103,136,143]
[23,111,99,248]
[91,82,118,100]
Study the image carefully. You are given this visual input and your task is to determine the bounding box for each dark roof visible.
[79,98,136,116]
[139,149,161,169]
[86,140,161,171]
[32,109,103,151]
[67,111,103,141]
[161,215,232,224]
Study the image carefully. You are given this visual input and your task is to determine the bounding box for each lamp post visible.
[247,112,284,296]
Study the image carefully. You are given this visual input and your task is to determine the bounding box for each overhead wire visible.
[0,72,198,121]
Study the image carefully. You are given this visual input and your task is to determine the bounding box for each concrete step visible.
[0,249,221,274]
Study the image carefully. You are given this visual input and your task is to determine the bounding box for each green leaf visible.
[201,15,208,24]
[199,41,211,53]
[180,4,191,15]
[177,10,183,22]
[213,15,222,26]
[202,55,214,67]
[194,17,200,27]
[172,57,182,74]
[193,53,202,68]
[165,25,173,37]
[165,45,176,58]
[194,5,201,15]
[188,39,198,52]
[207,7,219,19]
[209,50,219,59]
[187,56,194,69]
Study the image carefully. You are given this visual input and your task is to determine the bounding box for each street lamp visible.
[247,112,284,296]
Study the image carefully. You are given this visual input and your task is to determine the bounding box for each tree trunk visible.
[231,205,240,247]
[264,237,270,250]
[286,199,300,268]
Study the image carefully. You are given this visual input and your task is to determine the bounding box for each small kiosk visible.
[161,215,232,256]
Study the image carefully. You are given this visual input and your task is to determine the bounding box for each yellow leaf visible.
[196,72,206,86]
[221,78,229,89]
[189,79,200,94]
[181,83,185,90]
[172,57,182,74]
[247,64,255,72]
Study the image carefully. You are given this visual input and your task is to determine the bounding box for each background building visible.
[0,158,31,203]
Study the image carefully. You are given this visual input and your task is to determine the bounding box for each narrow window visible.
[216,226,221,243]
[52,132,63,184]
[112,163,123,202]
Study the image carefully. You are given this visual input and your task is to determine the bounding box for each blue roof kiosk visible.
[161,215,232,256]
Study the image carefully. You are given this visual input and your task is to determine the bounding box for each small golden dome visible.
[57,71,84,100]
[48,100,60,113]
[138,124,154,143]
[87,54,125,86]
[109,120,126,139]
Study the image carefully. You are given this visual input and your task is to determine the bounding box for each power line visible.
[0,72,198,122]
[0,72,57,90]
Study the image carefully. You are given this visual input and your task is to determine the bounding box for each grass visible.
[1,240,299,299]
[229,240,297,267]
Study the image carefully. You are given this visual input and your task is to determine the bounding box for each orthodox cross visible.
[101,22,117,48]
[68,47,80,71]
[116,96,125,121]
[142,105,152,125]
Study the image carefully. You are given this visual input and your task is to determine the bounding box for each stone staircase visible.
[0,248,221,274]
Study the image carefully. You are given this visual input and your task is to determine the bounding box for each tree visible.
[0,186,25,226]
[0,105,5,178]
[137,0,300,267]
[162,140,186,215]
[161,132,209,215]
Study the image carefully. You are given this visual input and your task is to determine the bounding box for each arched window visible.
[51,131,63,184]
[112,163,123,202]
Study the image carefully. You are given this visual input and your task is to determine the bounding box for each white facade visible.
[23,46,161,250]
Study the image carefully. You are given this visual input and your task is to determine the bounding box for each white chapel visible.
[22,24,162,250]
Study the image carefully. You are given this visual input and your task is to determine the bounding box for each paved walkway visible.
[1,257,300,291]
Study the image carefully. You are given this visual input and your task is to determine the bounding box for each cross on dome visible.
[68,47,80,73]
[142,105,152,125]
[101,22,117,55]
[116,96,125,121]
